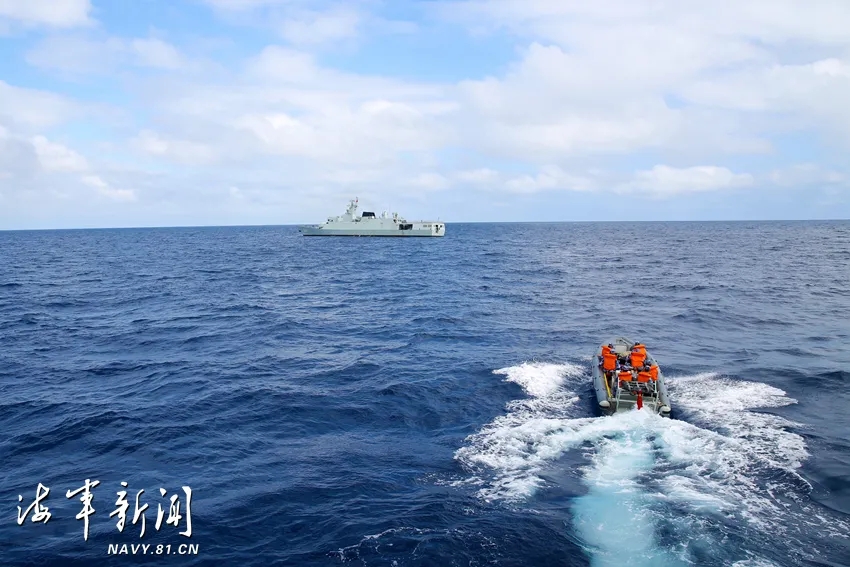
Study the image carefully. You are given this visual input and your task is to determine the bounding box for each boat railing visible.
[613,375,660,412]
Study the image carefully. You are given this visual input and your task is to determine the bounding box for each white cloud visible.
[245,46,320,82]
[620,165,754,196]
[230,100,446,165]
[0,102,136,205]
[278,7,361,46]
[769,164,845,187]
[132,130,216,165]
[26,35,191,76]
[25,36,124,74]
[82,175,137,201]
[0,81,78,130]
[131,38,186,70]
[455,168,501,184]
[31,135,89,172]
[242,46,453,101]
[439,0,850,160]
[201,0,415,49]
[130,45,458,170]
[93,36,771,210]
[7,0,850,226]
[0,0,92,28]
[439,0,850,47]
[438,1,775,96]
[452,166,597,194]
[0,130,40,183]
[405,172,450,191]
[202,0,293,9]
[680,58,850,135]
[451,164,765,197]
[452,42,761,162]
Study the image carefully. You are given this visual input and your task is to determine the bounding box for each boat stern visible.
[412,221,445,236]
[593,338,672,416]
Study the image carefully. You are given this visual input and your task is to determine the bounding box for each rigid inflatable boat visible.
[592,337,672,415]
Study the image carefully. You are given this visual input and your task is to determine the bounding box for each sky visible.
[1,0,849,229]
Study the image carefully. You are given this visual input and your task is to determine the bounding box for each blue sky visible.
[1,0,849,229]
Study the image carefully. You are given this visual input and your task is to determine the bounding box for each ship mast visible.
[345,197,358,219]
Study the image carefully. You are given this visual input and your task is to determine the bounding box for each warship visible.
[299,198,445,237]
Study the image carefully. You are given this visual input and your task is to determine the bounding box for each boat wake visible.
[453,362,850,566]
[453,362,585,500]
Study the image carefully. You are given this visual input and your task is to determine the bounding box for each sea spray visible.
[571,411,688,567]
[454,364,848,564]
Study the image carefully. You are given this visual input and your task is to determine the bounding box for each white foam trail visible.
[454,362,584,500]
[494,362,575,398]
[454,364,850,564]
[656,373,850,557]
[668,373,808,473]
[731,560,782,567]
[332,526,499,564]
[572,412,688,567]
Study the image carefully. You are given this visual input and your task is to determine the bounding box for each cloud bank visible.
[1,0,849,228]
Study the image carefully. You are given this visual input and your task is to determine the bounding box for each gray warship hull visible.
[299,225,441,237]
[592,337,672,415]
[299,199,445,237]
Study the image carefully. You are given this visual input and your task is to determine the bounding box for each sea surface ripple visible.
[1,221,849,566]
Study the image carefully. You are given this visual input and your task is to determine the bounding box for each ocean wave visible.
[453,362,850,565]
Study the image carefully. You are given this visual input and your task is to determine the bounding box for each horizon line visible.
[2,218,849,232]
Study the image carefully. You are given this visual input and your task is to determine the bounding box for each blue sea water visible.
[1,221,849,567]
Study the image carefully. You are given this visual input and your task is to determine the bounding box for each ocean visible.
[1,221,849,566]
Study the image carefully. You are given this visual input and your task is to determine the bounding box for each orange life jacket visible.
[618,370,633,382]
[602,352,617,371]
[633,343,647,355]
[637,371,652,383]
[630,350,646,367]
[601,345,611,356]
[649,364,659,381]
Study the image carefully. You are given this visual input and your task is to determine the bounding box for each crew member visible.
[649,362,659,381]
[601,345,618,377]
[630,345,646,368]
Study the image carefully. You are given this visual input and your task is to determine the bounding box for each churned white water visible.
[453,362,849,565]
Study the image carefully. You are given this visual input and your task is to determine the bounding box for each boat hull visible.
[299,226,443,237]
[592,337,672,415]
